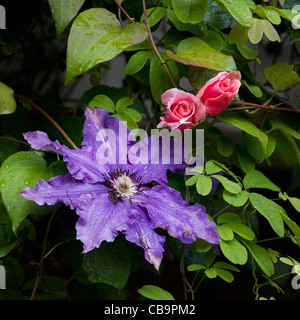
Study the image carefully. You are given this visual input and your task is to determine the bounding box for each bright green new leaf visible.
[48,0,85,38]
[217,212,241,224]
[220,238,248,265]
[218,224,234,241]
[223,189,249,207]
[187,264,207,271]
[240,239,275,276]
[115,97,133,113]
[264,62,300,92]
[0,82,16,115]
[261,19,281,42]
[214,268,234,282]
[249,193,285,237]
[205,160,223,174]
[138,285,175,300]
[226,221,255,240]
[205,268,218,278]
[243,170,280,191]
[0,151,67,233]
[247,19,264,44]
[172,0,208,24]
[213,261,240,272]
[89,94,115,113]
[218,0,253,27]
[115,108,142,130]
[196,175,213,196]
[82,238,131,289]
[65,8,148,85]
[166,37,236,72]
[211,175,241,194]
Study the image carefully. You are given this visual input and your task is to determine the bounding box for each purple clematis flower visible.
[20,106,219,270]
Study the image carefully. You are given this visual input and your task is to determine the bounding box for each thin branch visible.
[15,94,78,149]
[142,0,178,88]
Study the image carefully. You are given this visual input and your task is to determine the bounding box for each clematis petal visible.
[124,205,165,271]
[20,174,107,207]
[137,185,219,245]
[128,134,186,185]
[75,193,129,253]
[23,131,67,155]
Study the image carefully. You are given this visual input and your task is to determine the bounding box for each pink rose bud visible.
[196,71,241,116]
[157,88,206,131]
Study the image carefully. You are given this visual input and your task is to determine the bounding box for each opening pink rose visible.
[196,71,241,116]
[157,88,206,131]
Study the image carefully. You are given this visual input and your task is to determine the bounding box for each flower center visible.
[115,175,134,194]
[102,168,144,204]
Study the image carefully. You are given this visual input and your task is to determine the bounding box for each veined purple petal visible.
[124,205,165,271]
[138,185,219,245]
[23,131,67,155]
[20,174,107,207]
[75,193,129,253]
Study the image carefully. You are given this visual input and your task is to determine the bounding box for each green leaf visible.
[205,268,218,278]
[279,209,300,246]
[195,238,213,252]
[240,239,275,276]
[166,37,237,72]
[203,0,233,30]
[0,152,67,233]
[217,135,235,157]
[269,118,300,140]
[82,239,131,289]
[48,0,85,38]
[205,160,223,174]
[217,212,241,224]
[186,174,199,186]
[115,108,142,130]
[196,175,213,196]
[187,264,207,271]
[226,221,255,240]
[218,111,268,160]
[141,7,167,27]
[217,224,234,240]
[272,130,300,166]
[89,94,115,113]
[243,170,280,191]
[115,97,133,113]
[242,80,262,98]
[249,193,285,237]
[138,285,175,300]
[149,53,179,104]
[214,268,234,282]
[220,238,248,265]
[218,0,253,27]
[211,175,241,194]
[172,0,208,24]
[264,62,300,92]
[235,146,255,173]
[65,8,148,85]
[0,82,16,115]
[223,189,249,207]
[124,50,154,75]
[213,261,240,272]
[247,18,263,44]
[261,19,281,43]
